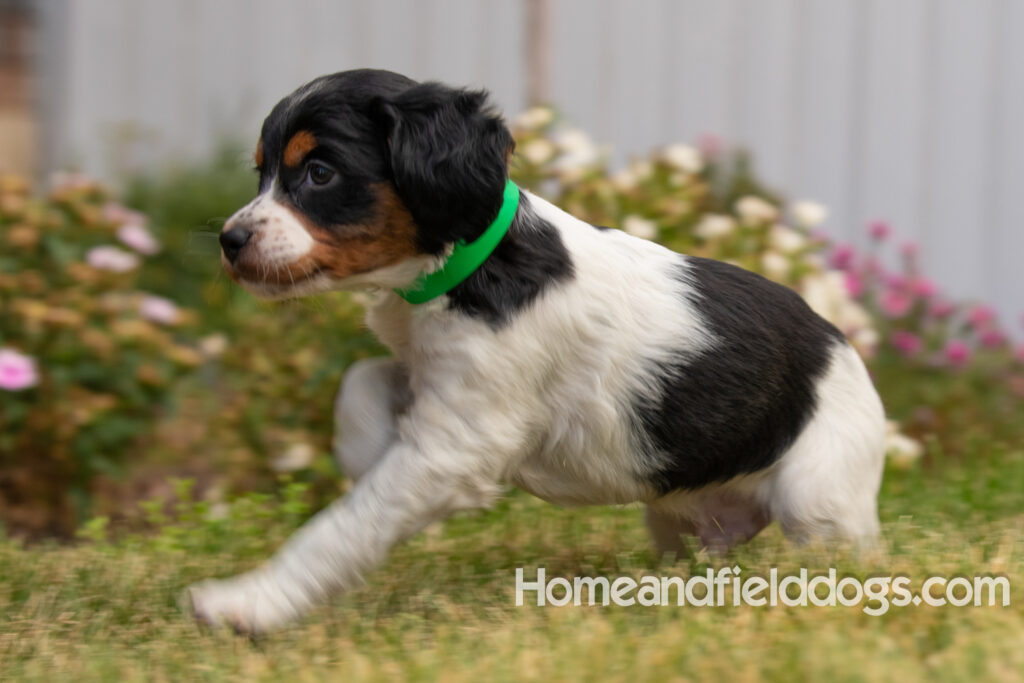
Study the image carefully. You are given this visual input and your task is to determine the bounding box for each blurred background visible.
[0,0,1021,538]
[0,3,1022,676]
[4,0,1022,319]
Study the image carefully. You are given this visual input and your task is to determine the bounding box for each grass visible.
[1,442,1022,682]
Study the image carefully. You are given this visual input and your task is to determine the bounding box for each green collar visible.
[395,180,520,304]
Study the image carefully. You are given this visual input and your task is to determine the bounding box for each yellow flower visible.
[136,364,165,386]
[167,345,203,367]
[43,308,86,328]
[5,224,39,249]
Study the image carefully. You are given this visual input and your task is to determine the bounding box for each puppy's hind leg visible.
[333,357,410,482]
[765,344,886,546]
[645,505,698,559]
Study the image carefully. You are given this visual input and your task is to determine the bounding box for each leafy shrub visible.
[2,111,1021,539]
[0,174,204,535]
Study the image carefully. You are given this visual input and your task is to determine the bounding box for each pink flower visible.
[829,244,856,271]
[967,305,996,329]
[884,273,908,290]
[697,133,722,158]
[868,220,891,241]
[116,223,160,255]
[979,328,1006,349]
[900,242,919,258]
[0,348,39,391]
[879,288,912,318]
[844,271,864,298]
[929,299,956,318]
[86,245,140,273]
[138,295,180,325]
[891,331,923,356]
[944,340,971,366]
[49,171,95,192]
[911,278,937,299]
[103,202,147,228]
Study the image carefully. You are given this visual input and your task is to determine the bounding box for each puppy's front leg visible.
[188,439,501,633]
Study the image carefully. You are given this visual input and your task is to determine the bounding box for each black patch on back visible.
[591,224,613,231]
[636,257,846,493]
[446,192,574,328]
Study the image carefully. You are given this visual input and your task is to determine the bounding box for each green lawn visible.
[1,445,1022,682]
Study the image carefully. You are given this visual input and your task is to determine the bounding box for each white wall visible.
[39,0,1024,326]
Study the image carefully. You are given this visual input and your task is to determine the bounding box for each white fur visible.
[191,191,886,632]
[232,183,314,267]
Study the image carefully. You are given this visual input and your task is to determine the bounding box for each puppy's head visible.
[219,69,514,299]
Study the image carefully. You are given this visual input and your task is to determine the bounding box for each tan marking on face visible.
[224,182,419,286]
[254,139,264,168]
[283,130,317,168]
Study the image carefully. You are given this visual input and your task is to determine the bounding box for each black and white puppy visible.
[191,69,886,632]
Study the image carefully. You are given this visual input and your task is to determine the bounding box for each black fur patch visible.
[255,69,416,230]
[373,82,514,255]
[446,192,574,328]
[636,257,846,493]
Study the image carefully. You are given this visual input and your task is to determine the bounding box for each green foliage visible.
[0,176,203,535]
[3,113,1022,540]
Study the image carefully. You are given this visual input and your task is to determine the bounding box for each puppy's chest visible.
[506,388,658,506]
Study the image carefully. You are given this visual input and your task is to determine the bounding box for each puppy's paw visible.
[186,572,296,635]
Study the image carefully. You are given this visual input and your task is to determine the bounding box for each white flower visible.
[799,271,878,358]
[117,223,161,255]
[735,196,778,224]
[514,106,555,130]
[769,224,807,254]
[138,294,180,325]
[791,200,828,228]
[86,245,140,273]
[661,144,703,174]
[693,214,736,240]
[851,327,880,357]
[199,333,229,358]
[612,159,653,190]
[520,138,555,165]
[554,128,598,159]
[622,215,658,240]
[552,129,602,180]
[271,443,316,473]
[885,421,923,469]
[760,251,791,280]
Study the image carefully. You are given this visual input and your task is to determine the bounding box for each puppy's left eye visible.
[307,163,335,186]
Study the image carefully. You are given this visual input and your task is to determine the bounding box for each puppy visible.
[190,69,886,632]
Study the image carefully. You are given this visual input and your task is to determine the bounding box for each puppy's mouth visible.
[222,250,331,299]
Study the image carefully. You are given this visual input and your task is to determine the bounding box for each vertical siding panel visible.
[669,0,742,149]
[303,0,358,77]
[363,0,420,77]
[603,0,668,164]
[853,0,929,249]
[990,0,1024,324]
[477,0,527,115]
[920,0,997,299]
[790,0,860,242]
[39,1,1024,328]
[134,0,189,170]
[193,0,262,152]
[548,0,606,139]
[732,0,799,191]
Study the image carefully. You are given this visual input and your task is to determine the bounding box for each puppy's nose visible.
[219,227,252,263]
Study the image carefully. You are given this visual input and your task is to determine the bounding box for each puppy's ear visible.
[374,83,514,254]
